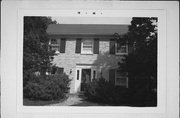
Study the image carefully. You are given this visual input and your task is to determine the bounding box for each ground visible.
[24,93,107,106]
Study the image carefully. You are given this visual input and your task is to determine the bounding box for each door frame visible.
[75,65,97,93]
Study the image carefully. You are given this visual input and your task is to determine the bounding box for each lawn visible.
[23,98,67,106]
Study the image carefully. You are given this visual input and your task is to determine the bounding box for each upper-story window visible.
[75,38,99,54]
[81,39,93,54]
[51,39,58,44]
[110,38,128,55]
[49,38,60,53]
[116,40,128,55]
[49,38,66,54]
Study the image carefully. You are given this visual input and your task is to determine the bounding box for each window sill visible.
[50,44,59,46]
[80,53,93,55]
[115,84,128,88]
[55,51,60,54]
[115,53,128,56]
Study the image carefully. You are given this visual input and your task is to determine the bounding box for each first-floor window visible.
[51,67,64,75]
[115,70,128,88]
[81,39,93,54]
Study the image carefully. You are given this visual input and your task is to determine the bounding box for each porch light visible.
[70,69,72,74]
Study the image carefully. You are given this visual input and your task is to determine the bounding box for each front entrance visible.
[81,69,91,91]
[75,65,97,93]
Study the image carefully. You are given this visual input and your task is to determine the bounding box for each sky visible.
[51,17,132,25]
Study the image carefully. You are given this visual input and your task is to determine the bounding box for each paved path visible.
[49,93,103,106]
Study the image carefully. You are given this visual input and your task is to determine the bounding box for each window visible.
[51,67,57,75]
[77,70,79,80]
[51,67,64,75]
[56,68,64,74]
[115,70,128,87]
[116,40,128,55]
[93,70,96,80]
[81,39,93,54]
[49,38,60,53]
[51,39,57,44]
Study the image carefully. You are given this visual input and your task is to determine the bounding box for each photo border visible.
[1,1,179,118]
[17,9,166,113]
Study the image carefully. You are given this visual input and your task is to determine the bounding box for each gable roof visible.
[46,24,129,36]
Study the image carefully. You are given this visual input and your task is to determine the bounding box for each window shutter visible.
[75,38,81,53]
[93,38,99,54]
[60,38,66,53]
[109,69,115,84]
[110,39,115,54]
[128,43,134,55]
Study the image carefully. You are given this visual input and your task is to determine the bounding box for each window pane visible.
[51,39,57,44]
[82,39,93,53]
[83,40,93,45]
[51,46,59,51]
[93,70,96,79]
[116,71,126,77]
[77,70,79,80]
[116,77,127,86]
[117,41,127,53]
[83,45,93,48]
[116,70,127,86]
[57,68,64,74]
[51,67,57,74]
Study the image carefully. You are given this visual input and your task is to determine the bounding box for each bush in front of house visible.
[23,74,71,101]
[84,77,130,105]
[85,77,157,106]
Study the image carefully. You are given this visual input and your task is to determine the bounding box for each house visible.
[46,24,132,93]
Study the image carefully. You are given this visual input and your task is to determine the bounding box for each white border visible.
[1,1,179,118]
[17,9,166,113]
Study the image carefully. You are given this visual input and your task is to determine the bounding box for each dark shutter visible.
[94,38,99,54]
[128,43,134,55]
[60,38,66,53]
[56,68,64,74]
[110,39,115,54]
[109,69,115,84]
[75,38,81,53]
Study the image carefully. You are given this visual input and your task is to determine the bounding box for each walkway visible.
[49,93,104,106]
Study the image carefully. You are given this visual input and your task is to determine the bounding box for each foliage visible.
[84,78,130,105]
[23,17,57,87]
[118,17,157,103]
[84,77,156,106]
[23,74,71,101]
[126,17,157,78]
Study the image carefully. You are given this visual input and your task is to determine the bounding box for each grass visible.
[23,97,67,106]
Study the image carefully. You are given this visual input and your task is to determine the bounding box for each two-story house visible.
[46,24,132,93]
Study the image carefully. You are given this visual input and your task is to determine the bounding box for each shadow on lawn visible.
[23,97,67,106]
[70,93,109,106]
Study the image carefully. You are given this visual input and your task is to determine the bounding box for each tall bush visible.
[23,74,71,101]
[84,78,130,105]
[84,77,156,106]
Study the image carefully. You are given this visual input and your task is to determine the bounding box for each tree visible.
[23,17,57,86]
[118,17,158,105]
[127,17,157,78]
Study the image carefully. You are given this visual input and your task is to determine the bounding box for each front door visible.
[81,69,91,91]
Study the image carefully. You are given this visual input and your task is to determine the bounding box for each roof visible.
[46,24,129,36]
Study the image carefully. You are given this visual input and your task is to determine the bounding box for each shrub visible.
[85,77,156,106]
[23,74,71,101]
[84,77,130,105]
